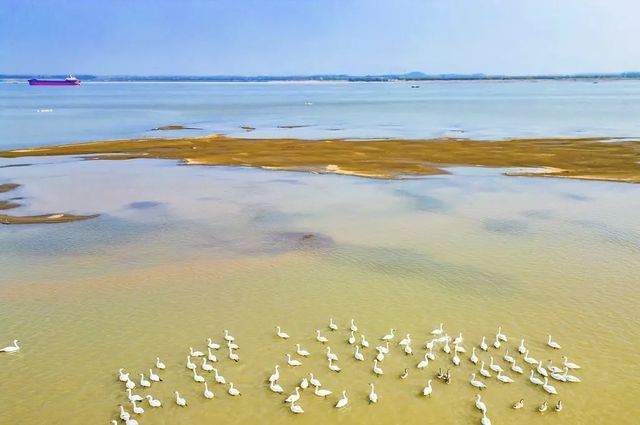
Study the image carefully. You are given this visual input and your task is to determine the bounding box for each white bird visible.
[350,319,358,332]
[399,333,411,346]
[475,394,487,413]
[443,340,451,354]
[493,335,501,349]
[300,377,309,389]
[287,353,302,367]
[536,360,548,377]
[453,332,464,345]
[309,373,321,387]
[270,380,284,393]
[368,383,378,403]
[227,340,239,350]
[511,360,524,374]
[148,369,161,382]
[316,329,328,344]
[479,337,488,351]
[452,351,460,366]
[118,368,129,382]
[543,377,558,394]
[550,370,567,382]
[314,384,332,397]
[155,357,166,369]
[481,411,492,425]
[497,370,514,383]
[203,382,214,399]
[513,399,525,409]
[529,370,544,386]
[404,344,413,355]
[207,347,218,362]
[427,346,436,361]
[190,347,205,357]
[125,420,138,425]
[0,340,20,353]
[229,346,239,362]
[547,335,561,349]
[524,350,538,365]
[503,349,515,364]
[562,356,581,369]
[563,368,581,382]
[422,379,433,396]
[518,339,527,354]
[119,405,130,421]
[127,388,143,402]
[145,395,162,407]
[328,358,341,372]
[296,344,311,357]
[470,347,479,364]
[326,346,338,361]
[192,368,205,383]
[480,361,492,378]
[202,358,214,372]
[547,360,563,374]
[224,329,235,342]
[125,379,136,390]
[175,391,187,406]
[455,343,466,353]
[496,326,508,342]
[213,368,226,384]
[285,386,301,403]
[207,338,221,350]
[276,326,290,339]
[268,365,280,383]
[186,355,196,370]
[329,318,338,331]
[335,390,349,408]
[417,353,429,369]
[228,382,241,396]
[131,400,144,415]
[489,356,504,373]
[361,334,369,348]
[139,374,151,388]
[290,400,304,414]
[354,345,365,361]
[555,400,563,412]
[470,373,487,389]
[539,401,548,413]
[289,402,304,414]
[348,331,356,345]
[382,328,395,341]
[373,359,384,376]
[376,351,385,362]
[425,339,436,350]
[431,323,444,336]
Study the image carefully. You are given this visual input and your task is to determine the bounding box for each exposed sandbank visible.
[0,213,98,225]
[0,135,638,183]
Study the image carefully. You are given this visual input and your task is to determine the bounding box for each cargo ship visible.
[28,76,80,86]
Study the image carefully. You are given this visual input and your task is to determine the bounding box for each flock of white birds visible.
[3,319,582,425]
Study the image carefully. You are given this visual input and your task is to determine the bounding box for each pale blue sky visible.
[1,0,639,75]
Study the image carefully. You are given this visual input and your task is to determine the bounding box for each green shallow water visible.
[1,158,639,424]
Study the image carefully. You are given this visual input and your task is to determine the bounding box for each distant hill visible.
[2,72,640,82]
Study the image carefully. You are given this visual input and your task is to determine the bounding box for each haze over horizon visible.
[2,0,640,76]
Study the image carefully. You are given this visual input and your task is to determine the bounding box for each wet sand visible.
[1,135,638,183]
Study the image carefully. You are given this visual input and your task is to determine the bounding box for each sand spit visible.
[1,135,638,183]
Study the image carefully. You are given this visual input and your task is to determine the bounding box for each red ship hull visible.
[28,79,81,86]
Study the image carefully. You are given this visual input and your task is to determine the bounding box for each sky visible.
[1,0,639,76]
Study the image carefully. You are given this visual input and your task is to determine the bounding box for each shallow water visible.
[3,80,640,148]
[1,157,639,424]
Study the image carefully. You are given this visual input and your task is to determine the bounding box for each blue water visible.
[2,80,640,148]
